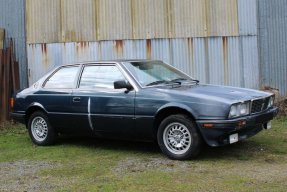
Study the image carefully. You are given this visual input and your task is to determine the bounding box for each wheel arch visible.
[153,103,198,138]
[25,103,48,127]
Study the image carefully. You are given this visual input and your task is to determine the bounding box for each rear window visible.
[43,66,79,89]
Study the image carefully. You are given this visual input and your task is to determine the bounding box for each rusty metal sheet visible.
[26,0,240,44]
[60,0,97,42]
[169,0,208,38]
[0,0,28,89]
[0,29,4,49]
[207,0,239,36]
[96,0,132,40]
[131,0,169,39]
[26,0,61,44]
[259,0,287,97]
[27,37,259,90]
[237,0,257,36]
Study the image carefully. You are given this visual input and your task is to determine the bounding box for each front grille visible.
[251,97,270,114]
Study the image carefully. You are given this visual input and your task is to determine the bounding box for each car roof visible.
[58,59,162,67]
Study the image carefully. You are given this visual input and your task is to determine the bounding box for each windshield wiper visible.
[171,78,200,84]
[170,78,188,82]
[192,79,200,83]
[146,80,170,86]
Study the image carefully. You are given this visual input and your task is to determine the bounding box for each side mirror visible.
[114,80,133,90]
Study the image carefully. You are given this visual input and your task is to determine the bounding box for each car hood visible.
[153,83,272,104]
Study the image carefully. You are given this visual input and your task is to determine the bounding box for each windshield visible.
[123,61,198,87]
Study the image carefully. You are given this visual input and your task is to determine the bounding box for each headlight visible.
[230,105,237,117]
[268,96,275,108]
[240,103,247,114]
[229,102,250,118]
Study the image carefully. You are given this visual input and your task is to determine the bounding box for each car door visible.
[36,65,80,130]
[71,64,136,133]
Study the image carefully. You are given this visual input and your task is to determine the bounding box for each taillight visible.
[10,98,14,107]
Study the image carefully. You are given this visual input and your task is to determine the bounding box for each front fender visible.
[155,102,198,119]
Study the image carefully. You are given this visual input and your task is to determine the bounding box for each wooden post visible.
[0,50,3,122]
[14,61,20,90]
[4,48,10,121]
[10,38,16,92]
[0,29,4,50]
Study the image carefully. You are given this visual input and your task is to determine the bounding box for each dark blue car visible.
[10,60,278,160]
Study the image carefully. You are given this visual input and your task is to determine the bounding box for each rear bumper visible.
[196,107,279,146]
[10,112,26,125]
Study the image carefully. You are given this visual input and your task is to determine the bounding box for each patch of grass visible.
[0,117,287,191]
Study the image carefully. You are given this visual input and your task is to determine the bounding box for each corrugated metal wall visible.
[26,0,261,92]
[259,0,287,97]
[26,0,240,44]
[27,36,259,90]
[0,0,27,88]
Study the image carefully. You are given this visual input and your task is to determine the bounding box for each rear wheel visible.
[157,114,202,160]
[28,111,58,146]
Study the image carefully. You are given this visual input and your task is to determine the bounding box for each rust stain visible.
[76,42,80,55]
[114,40,124,59]
[146,39,152,59]
[41,43,47,55]
[79,41,88,50]
[222,37,229,85]
[41,44,49,69]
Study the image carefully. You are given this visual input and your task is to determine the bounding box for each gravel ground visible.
[1,157,287,191]
[113,156,287,185]
[0,160,74,192]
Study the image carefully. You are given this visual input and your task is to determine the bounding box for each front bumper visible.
[10,112,26,125]
[196,107,279,146]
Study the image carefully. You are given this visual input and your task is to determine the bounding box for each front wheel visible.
[28,111,58,146]
[157,114,202,160]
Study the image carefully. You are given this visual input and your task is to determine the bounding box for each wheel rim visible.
[163,123,192,155]
[31,116,48,142]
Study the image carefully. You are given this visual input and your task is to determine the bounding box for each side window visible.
[79,65,126,89]
[44,66,79,88]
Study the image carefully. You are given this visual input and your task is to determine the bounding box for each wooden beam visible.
[10,38,16,92]
[0,49,3,122]
[0,29,4,49]
[14,61,20,91]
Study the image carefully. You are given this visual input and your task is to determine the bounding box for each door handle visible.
[73,97,81,102]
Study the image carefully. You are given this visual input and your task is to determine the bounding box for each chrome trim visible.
[47,112,134,118]
[15,111,25,113]
[88,97,94,130]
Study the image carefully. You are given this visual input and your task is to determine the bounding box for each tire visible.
[157,114,202,160]
[28,111,58,146]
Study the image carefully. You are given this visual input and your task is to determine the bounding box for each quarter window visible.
[79,65,126,89]
[44,66,79,88]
